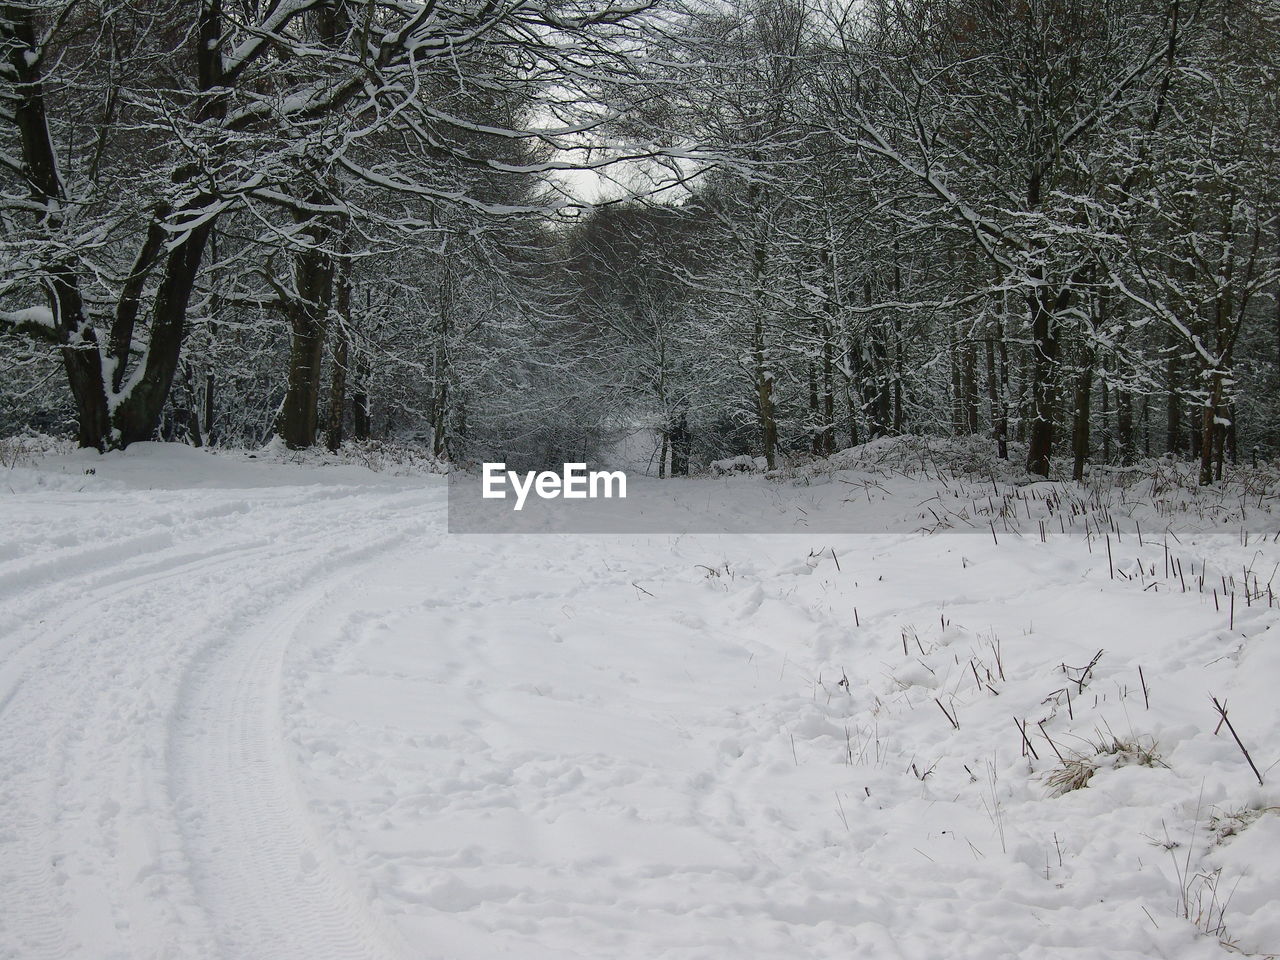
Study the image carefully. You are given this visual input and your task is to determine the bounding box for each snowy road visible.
[0,463,440,959]
[2,447,1277,959]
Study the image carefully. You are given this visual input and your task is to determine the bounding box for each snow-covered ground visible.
[2,442,1278,959]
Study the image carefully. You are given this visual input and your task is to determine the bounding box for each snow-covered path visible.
[2,447,1278,959]
[0,465,441,959]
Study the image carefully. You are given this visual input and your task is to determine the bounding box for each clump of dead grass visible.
[1045,732,1166,797]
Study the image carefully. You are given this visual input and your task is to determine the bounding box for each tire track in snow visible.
[167,534,433,960]
[0,483,441,960]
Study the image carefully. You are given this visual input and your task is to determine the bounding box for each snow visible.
[0,306,55,330]
[710,454,768,475]
[1,442,1278,959]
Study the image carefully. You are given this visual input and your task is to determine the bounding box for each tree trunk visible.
[750,257,775,466]
[180,362,203,447]
[351,294,370,441]
[950,327,963,435]
[352,381,371,441]
[1141,395,1150,457]
[1116,390,1134,464]
[1199,371,1223,485]
[670,408,691,476]
[846,379,859,448]
[1101,379,1111,462]
[1071,343,1095,482]
[279,224,333,450]
[807,352,820,456]
[890,230,904,434]
[1225,400,1237,466]
[962,339,979,435]
[1026,283,1062,477]
[985,320,1008,460]
[1165,343,1182,455]
[1189,399,1202,461]
[325,264,351,453]
[204,371,216,446]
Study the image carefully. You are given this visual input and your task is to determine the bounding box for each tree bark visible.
[279,213,334,450]
[1165,341,1182,455]
[1116,390,1134,464]
[325,263,351,453]
[1026,282,1063,477]
[670,407,691,475]
[1199,371,1223,485]
[986,320,1008,460]
[950,326,963,435]
[1071,342,1095,482]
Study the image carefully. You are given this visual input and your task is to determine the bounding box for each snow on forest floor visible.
[2,440,1279,959]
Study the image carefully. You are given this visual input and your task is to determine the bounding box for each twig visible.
[1013,717,1040,760]
[1211,697,1264,786]
[1037,720,1065,762]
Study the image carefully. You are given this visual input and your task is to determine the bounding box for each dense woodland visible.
[3,0,1279,483]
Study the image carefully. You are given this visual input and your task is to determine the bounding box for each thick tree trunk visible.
[63,334,111,450]
[755,356,777,470]
[670,408,691,476]
[1116,390,1134,464]
[1199,372,1222,486]
[352,387,370,441]
[873,342,892,438]
[1199,343,1237,485]
[281,313,326,449]
[279,225,333,450]
[1026,284,1062,477]
[113,224,214,446]
[180,362,203,447]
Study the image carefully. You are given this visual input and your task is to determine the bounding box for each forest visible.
[3,0,1279,485]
